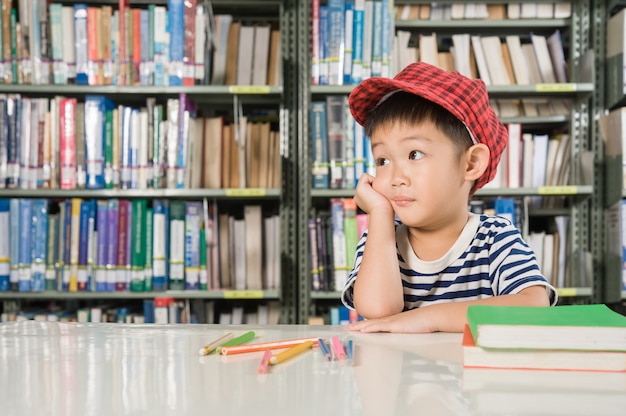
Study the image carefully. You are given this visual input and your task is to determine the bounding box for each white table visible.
[0,321,624,416]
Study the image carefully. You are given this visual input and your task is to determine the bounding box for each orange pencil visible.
[220,337,321,356]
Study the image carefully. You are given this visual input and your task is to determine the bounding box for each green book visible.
[144,206,153,292]
[130,199,147,292]
[467,304,626,352]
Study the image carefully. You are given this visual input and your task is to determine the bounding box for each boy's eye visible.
[375,157,389,167]
[409,150,424,160]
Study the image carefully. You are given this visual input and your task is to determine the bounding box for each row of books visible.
[312,0,395,86]
[0,299,281,325]
[0,94,281,190]
[310,99,571,195]
[0,198,281,293]
[308,198,366,292]
[396,30,571,117]
[487,125,572,201]
[0,1,281,87]
[307,304,362,326]
[396,2,573,21]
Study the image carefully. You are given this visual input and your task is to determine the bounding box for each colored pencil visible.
[317,338,332,361]
[345,339,354,366]
[257,350,272,374]
[330,335,346,361]
[220,337,321,356]
[217,331,256,354]
[198,332,235,356]
[269,340,313,365]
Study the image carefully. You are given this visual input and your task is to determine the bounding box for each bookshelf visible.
[297,0,603,324]
[0,0,301,324]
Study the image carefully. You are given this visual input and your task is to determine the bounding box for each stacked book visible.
[462,304,626,372]
[462,304,626,414]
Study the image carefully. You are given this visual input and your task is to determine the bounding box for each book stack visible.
[462,304,626,415]
[462,304,626,372]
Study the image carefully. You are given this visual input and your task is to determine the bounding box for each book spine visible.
[87,7,99,85]
[199,226,207,290]
[152,199,168,291]
[184,200,201,290]
[0,199,9,290]
[101,6,113,85]
[6,95,20,189]
[9,198,19,290]
[18,98,30,190]
[330,198,347,291]
[77,199,91,291]
[327,0,345,86]
[105,199,118,291]
[182,0,196,86]
[104,105,114,188]
[168,0,184,86]
[144,205,153,291]
[44,211,58,291]
[168,200,185,290]
[86,200,95,290]
[194,3,205,84]
[325,95,347,189]
[59,98,77,190]
[0,95,6,188]
[17,199,32,292]
[153,6,167,86]
[311,0,320,85]
[60,199,72,291]
[370,0,382,77]
[116,199,129,291]
[140,9,150,86]
[74,4,88,85]
[343,1,354,85]
[84,96,105,189]
[318,6,329,85]
[380,0,391,78]
[30,198,47,292]
[353,122,365,183]
[48,3,64,84]
[132,9,141,85]
[310,101,329,189]
[130,198,146,292]
[68,198,81,292]
[308,217,321,291]
[361,0,373,80]
[95,200,108,292]
[119,105,132,189]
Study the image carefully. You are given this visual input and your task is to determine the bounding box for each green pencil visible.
[217,331,256,354]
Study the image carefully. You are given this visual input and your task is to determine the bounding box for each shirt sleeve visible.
[341,232,367,310]
[489,223,559,305]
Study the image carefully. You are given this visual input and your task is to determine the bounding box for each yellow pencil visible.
[269,340,313,365]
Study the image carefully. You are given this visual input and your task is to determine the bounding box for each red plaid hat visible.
[349,62,508,192]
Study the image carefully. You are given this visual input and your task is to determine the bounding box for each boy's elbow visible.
[519,285,551,307]
[354,301,404,319]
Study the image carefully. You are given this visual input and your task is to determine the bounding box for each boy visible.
[342,62,557,333]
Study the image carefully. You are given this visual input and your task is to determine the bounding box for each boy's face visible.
[370,120,471,228]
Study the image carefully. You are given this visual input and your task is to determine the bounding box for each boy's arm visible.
[347,285,551,333]
[352,209,405,318]
[351,173,405,318]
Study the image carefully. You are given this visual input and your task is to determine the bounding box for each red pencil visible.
[220,337,321,355]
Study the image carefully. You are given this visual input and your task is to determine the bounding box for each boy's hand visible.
[345,308,438,334]
[354,173,393,216]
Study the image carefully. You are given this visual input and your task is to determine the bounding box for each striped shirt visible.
[341,213,558,310]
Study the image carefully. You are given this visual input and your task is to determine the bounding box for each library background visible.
[0,0,624,325]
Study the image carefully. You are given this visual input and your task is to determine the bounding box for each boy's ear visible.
[464,143,490,181]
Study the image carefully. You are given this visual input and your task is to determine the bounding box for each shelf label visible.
[228,86,271,94]
[535,83,576,93]
[556,288,578,297]
[225,188,266,197]
[223,290,264,299]
[537,185,578,195]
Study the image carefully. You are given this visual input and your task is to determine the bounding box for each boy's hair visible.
[364,91,474,159]
[348,62,508,193]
